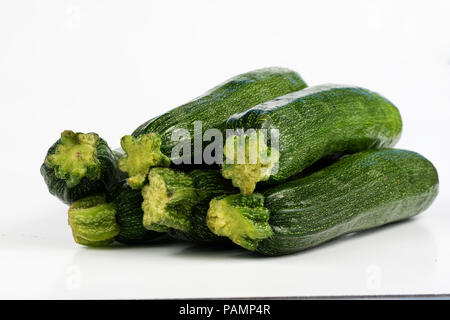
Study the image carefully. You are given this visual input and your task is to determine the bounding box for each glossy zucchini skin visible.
[111,181,162,244]
[257,149,438,255]
[133,67,307,146]
[224,84,403,194]
[120,67,308,189]
[41,133,124,204]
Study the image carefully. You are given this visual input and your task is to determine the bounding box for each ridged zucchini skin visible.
[41,133,124,204]
[111,181,162,244]
[68,194,120,246]
[256,149,438,256]
[168,170,237,242]
[120,67,308,188]
[224,84,403,194]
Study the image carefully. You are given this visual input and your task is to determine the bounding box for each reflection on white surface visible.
[0,211,443,298]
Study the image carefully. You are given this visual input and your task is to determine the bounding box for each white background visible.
[0,0,449,299]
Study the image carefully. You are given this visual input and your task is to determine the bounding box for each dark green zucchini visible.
[119,67,308,189]
[207,149,439,255]
[141,168,236,242]
[112,181,163,244]
[222,84,403,194]
[41,130,124,204]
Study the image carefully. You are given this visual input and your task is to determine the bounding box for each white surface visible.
[0,0,449,299]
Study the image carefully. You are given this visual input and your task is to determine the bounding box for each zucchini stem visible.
[206,193,273,250]
[141,168,200,232]
[119,133,170,189]
[45,130,101,188]
[68,195,120,246]
[222,130,279,195]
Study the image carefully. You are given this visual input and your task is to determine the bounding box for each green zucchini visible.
[207,149,439,255]
[41,130,124,204]
[222,84,403,194]
[207,193,273,250]
[68,194,120,246]
[112,181,163,244]
[119,67,308,189]
[141,156,340,243]
[68,182,162,246]
[141,168,236,242]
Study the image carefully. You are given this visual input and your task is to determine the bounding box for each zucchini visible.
[112,181,163,244]
[68,194,120,246]
[119,67,308,189]
[207,149,439,255]
[68,183,163,246]
[207,193,273,250]
[41,130,124,204]
[222,84,403,194]
[141,168,236,242]
[141,158,339,243]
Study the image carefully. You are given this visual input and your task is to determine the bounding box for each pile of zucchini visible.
[41,67,439,256]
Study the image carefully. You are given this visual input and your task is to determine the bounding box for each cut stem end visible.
[206,193,273,251]
[141,168,200,232]
[46,130,101,187]
[119,133,170,189]
[222,131,279,195]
